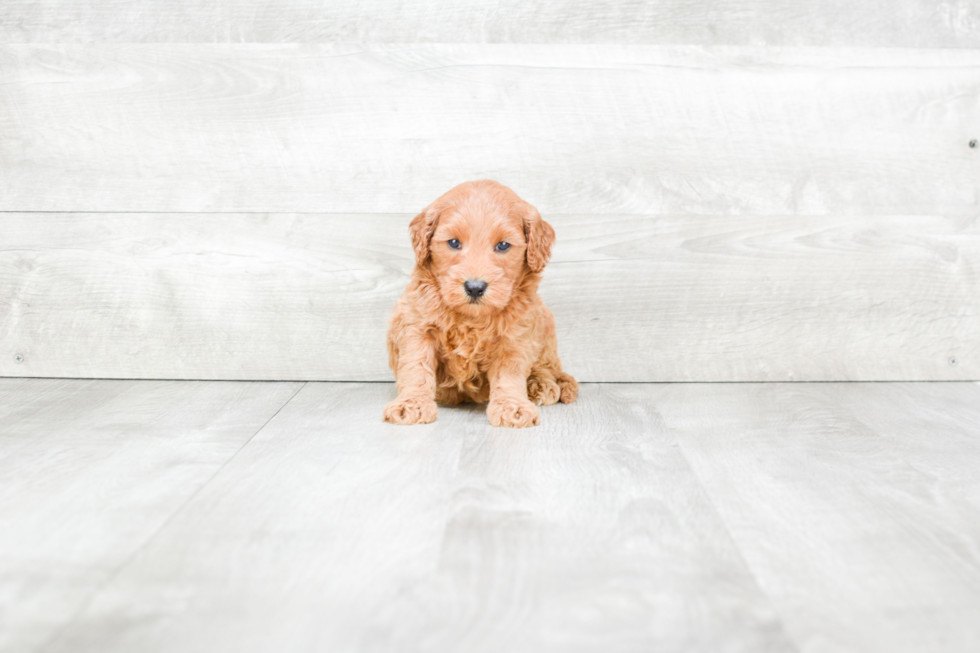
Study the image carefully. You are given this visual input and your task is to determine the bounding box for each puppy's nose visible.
[464,280,488,299]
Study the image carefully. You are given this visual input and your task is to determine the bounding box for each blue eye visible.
[448,239,461,250]
[495,242,511,252]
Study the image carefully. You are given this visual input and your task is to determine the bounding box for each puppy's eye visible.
[448,239,462,250]
[495,241,511,252]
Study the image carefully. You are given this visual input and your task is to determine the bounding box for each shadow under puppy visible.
[384,180,578,428]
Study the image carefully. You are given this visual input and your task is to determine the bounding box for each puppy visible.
[384,180,578,428]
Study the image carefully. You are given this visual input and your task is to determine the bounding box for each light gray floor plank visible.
[650,382,980,653]
[826,383,980,512]
[8,381,980,652]
[0,379,303,653]
[41,383,793,653]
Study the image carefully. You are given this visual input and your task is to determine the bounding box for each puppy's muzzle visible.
[464,279,488,301]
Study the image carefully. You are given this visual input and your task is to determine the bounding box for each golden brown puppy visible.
[384,180,578,428]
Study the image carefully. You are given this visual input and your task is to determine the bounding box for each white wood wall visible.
[2,1,978,46]
[1,4,978,381]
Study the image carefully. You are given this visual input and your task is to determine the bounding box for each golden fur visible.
[384,180,578,428]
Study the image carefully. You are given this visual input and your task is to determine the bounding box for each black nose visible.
[464,280,488,299]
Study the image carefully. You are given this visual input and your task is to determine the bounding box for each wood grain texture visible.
[0,378,302,653]
[2,212,977,382]
[650,382,980,653]
[7,380,980,651]
[39,382,794,653]
[819,383,980,512]
[1,45,978,215]
[1,0,978,47]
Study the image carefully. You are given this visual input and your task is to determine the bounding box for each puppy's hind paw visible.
[487,398,540,428]
[527,375,561,406]
[383,397,438,425]
[557,373,578,404]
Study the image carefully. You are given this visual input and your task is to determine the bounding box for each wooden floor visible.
[2,379,979,652]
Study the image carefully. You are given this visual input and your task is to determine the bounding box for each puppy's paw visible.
[527,375,561,406]
[557,373,578,404]
[383,396,437,425]
[487,398,540,428]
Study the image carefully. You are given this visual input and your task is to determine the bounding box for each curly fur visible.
[384,180,578,428]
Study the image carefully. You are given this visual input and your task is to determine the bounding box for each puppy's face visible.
[429,203,527,316]
[410,181,555,317]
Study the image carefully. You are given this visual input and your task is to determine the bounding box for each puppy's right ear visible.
[522,204,556,274]
[409,205,439,266]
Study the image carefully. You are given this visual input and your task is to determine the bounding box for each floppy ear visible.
[522,204,556,273]
[408,204,440,266]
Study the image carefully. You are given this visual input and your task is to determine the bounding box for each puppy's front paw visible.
[384,396,437,425]
[487,398,540,428]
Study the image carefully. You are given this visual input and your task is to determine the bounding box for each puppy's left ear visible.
[409,204,440,266]
[522,204,556,273]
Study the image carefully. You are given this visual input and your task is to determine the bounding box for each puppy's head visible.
[410,180,555,317]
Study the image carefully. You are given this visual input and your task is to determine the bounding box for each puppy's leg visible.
[384,332,438,425]
[528,333,578,406]
[529,309,577,405]
[487,353,539,428]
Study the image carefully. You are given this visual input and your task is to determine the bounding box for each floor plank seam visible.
[654,407,805,653]
[32,381,309,653]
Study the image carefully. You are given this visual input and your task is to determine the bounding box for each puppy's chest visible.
[437,325,495,376]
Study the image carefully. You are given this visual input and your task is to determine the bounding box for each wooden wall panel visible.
[1,45,977,215]
[2,213,976,382]
[1,0,978,47]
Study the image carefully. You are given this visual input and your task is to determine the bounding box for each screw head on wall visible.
[971,140,977,148]
[949,357,958,366]
[13,354,24,363]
